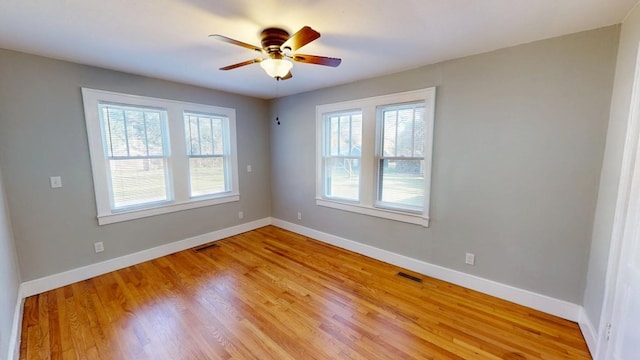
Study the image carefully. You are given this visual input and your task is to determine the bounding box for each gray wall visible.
[0,23,623,319]
[0,165,21,359]
[583,8,640,330]
[0,49,272,281]
[270,26,619,303]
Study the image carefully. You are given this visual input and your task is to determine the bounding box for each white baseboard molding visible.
[579,308,598,357]
[271,218,582,322]
[20,218,270,297]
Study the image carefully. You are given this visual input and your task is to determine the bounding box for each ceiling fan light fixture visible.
[260,58,293,79]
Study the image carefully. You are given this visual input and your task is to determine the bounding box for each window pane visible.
[413,110,425,157]
[326,112,362,157]
[125,110,148,156]
[339,116,351,155]
[212,118,224,155]
[146,113,164,156]
[185,115,200,155]
[199,117,213,155]
[100,105,166,158]
[381,104,425,157]
[189,157,226,196]
[379,159,424,209]
[110,159,168,208]
[397,109,413,157]
[351,114,362,156]
[324,158,360,200]
[383,110,397,157]
[184,112,230,198]
[102,107,127,157]
[329,116,339,156]
[185,113,227,156]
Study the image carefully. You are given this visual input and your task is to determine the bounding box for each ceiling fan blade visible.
[219,58,262,70]
[293,54,341,67]
[209,34,263,53]
[281,26,320,52]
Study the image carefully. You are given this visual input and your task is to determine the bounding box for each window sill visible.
[316,198,430,227]
[97,194,240,225]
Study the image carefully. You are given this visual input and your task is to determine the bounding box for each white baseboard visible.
[579,308,598,357]
[271,218,582,322]
[20,218,270,297]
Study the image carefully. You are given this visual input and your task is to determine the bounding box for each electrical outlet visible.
[94,242,104,253]
[297,212,302,220]
[238,211,244,219]
[247,165,252,172]
[465,252,475,265]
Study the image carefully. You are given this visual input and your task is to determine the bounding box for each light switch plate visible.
[50,176,62,188]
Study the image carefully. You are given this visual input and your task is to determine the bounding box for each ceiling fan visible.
[210,26,341,81]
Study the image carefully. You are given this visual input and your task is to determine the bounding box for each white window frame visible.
[316,88,436,227]
[183,111,233,198]
[99,103,173,210]
[82,88,239,225]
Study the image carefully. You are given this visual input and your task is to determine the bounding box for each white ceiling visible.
[0,0,636,99]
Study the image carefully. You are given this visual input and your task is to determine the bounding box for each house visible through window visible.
[316,88,435,226]
[82,88,239,225]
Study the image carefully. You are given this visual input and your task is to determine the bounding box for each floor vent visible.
[397,271,423,283]
[194,243,220,252]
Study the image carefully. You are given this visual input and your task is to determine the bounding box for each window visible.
[316,88,435,226]
[82,88,239,225]
[322,110,362,201]
[377,103,425,212]
[100,104,170,209]
[184,112,231,197]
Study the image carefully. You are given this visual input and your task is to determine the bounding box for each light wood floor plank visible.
[20,226,591,359]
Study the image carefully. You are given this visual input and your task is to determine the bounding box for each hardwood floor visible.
[19,226,591,359]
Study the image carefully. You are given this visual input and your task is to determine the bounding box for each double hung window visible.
[100,104,170,209]
[184,112,231,197]
[82,88,239,225]
[377,103,426,212]
[322,111,362,201]
[316,88,435,226]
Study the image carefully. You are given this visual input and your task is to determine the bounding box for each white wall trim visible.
[593,41,640,360]
[20,218,270,297]
[579,307,598,356]
[7,286,24,360]
[271,218,582,321]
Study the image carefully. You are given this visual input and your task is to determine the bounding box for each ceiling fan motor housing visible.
[261,28,290,58]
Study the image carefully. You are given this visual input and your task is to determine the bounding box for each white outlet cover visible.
[465,253,475,265]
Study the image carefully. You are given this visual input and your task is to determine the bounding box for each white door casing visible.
[606,138,640,359]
